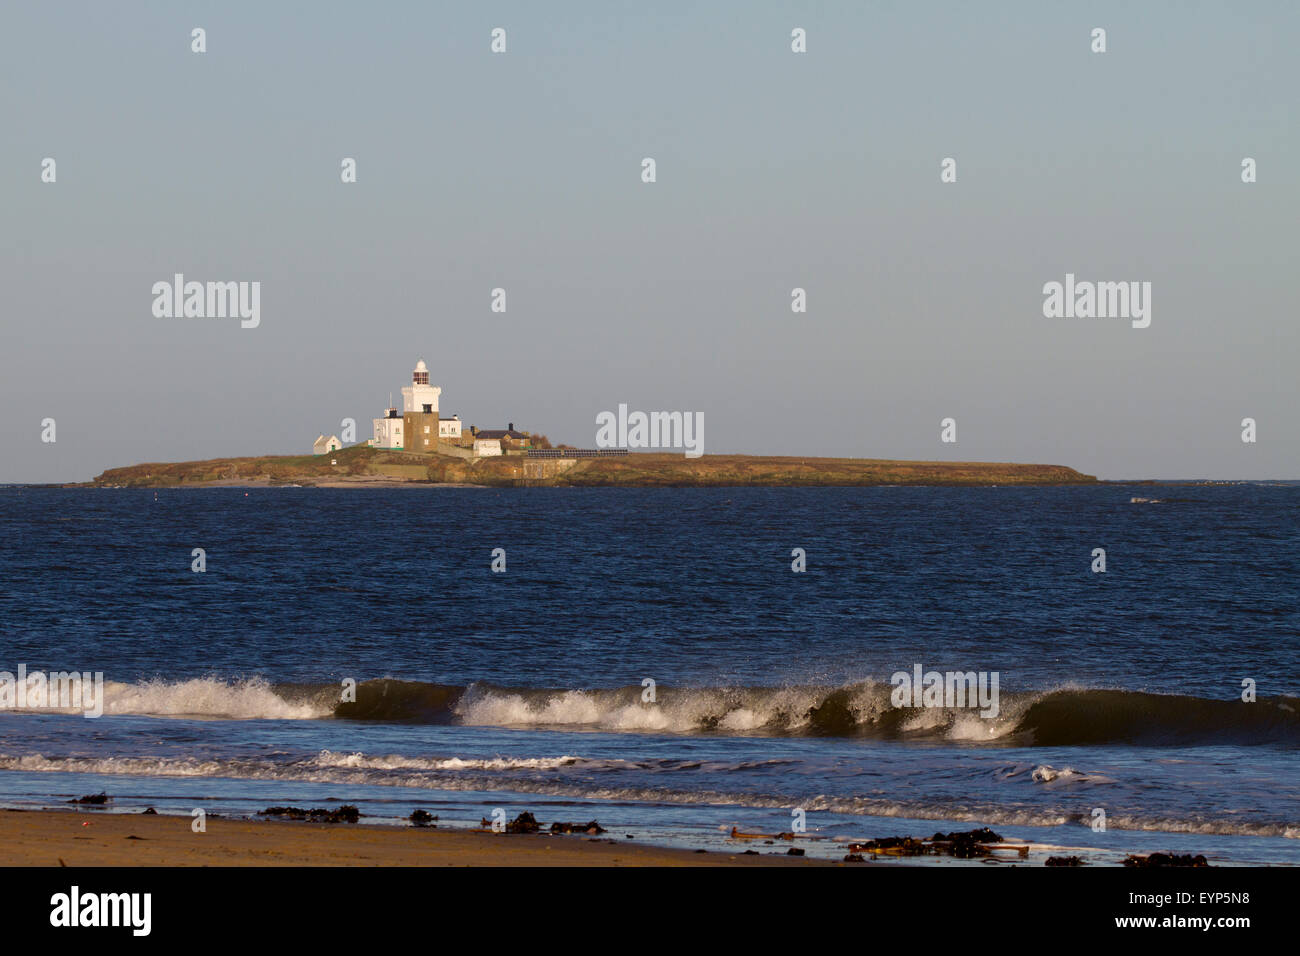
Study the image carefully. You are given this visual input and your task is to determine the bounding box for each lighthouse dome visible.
[411,358,431,386]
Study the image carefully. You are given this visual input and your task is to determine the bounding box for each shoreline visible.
[0,808,841,867]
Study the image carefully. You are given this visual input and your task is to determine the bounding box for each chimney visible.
[508,422,514,432]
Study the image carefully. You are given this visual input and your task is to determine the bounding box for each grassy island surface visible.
[85,444,1098,489]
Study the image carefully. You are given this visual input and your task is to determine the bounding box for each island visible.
[82,358,1098,489]
[88,444,1097,489]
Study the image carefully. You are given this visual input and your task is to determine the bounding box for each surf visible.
[5,676,1295,747]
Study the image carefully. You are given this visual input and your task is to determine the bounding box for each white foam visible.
[95,678,329,720]
[0,750,1291,839]
[455,685,862,735]
[1030,764,1116,786]
[310,751,596,772]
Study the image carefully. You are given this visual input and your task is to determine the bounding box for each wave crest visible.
[4,677,1295,747]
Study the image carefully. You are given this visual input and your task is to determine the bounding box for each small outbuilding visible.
[313,434,342,455]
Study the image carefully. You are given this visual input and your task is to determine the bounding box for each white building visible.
[473,438,502,457]
[313,434,342,455]
[373,359,462,448]
[373,408,404,449]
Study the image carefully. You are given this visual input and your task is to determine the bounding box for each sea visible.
[1,484,1296,865]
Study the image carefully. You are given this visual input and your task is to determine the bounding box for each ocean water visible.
[1,484,1296,864]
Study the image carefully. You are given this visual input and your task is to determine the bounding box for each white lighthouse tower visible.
[401,359,441,415]
[373,358,460,450]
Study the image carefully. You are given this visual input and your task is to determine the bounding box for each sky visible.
[1,1,1296,483]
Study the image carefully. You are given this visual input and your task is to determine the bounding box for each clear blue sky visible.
[2,1,1296,482]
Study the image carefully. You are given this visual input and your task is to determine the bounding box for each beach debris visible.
[550,820,607,835]
[843,853,866,863]
[504,811,541,834]
[1045,855,1085,866]
[260,806,308,820]
[1123,852,1209,868]
[141,807,157,815]
[787,847,806,856]
[409,810,437,827]
[931,828,1012,858]
[69,792,110,805]
[846,828,1026,860]
[847,836,928,856]
[125,835,144,840]
[258,805,361,824]
[730,826,795,841]
[321,805,360,824]
[936,827,1002,844]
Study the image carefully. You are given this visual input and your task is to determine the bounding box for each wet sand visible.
[0,809,840,867]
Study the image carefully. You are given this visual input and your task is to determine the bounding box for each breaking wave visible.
[0,678,330,720]
[98,678,327,720]
[3,677,1296,747]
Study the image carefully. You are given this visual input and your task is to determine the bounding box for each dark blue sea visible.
[1,485,1296,864]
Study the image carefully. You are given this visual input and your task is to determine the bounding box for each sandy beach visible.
[0,809,839,867]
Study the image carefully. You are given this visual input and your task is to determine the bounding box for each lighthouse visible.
[401,359,441,415]
[372,358,462,452]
